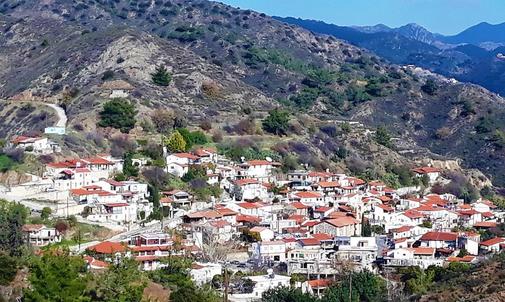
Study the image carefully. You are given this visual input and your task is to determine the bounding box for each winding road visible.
[43,103,67,128]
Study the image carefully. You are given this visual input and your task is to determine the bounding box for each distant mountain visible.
[442,22,505,44]
[275,16,505,97]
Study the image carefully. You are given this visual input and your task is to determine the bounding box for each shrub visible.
[375,126,392,148]
[421,78,438,95]
[98,98,137,133]
[234,118,256,135]
[101,70,114,81]
[435,127,451,139]
[151,109,175,134]
[110,135,137,158]
[199,119,212,131]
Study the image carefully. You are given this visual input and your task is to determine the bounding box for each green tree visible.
[41,207,52,220]
[262,109,290,136]
[122,152,139,178]
[24,251,90,302]
[0,200,28,257]
[165,130,187,153]
[0,252,18,285]
[89,258,147,302]
[262,287,319,302]
[375,126,392,148]
[182,165,207,182]
[151,66,172,86]
[98,98,137,133]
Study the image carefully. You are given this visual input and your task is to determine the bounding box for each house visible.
[334,236,380,270]
[22,224,61,246]
[419,232,458,249]
[194,147,218,164]
[480,237,505,253]
[100,80,134,98]
[412,166,441,184]
[291,191,325,207]
[86,241,128,260]
[232,178,268,201]
[252,241,286,263]
[385,247,442,268]
[230,272,290,301]
[190,262,222,286]
[288,201,310,216]
[313,216,361,237]
[236,160,279,182]
[250,226,275,242]
[165,153,200,177]
[87,202,138,225]
[11,135,60,154]
[302,279,334,297]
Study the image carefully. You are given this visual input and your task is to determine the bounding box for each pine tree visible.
[151,66,172,86]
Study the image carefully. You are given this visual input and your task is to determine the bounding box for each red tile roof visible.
[298,238,320,246]
[412,167,441,174]
[87,241,127,254]
[307,279,333,288]
[420,232,458,242]
[480,237,505,247]
[236,214,261,223]
[473,221,497,228]
[294,191,323,199]
[324,216,359,227]
[290,201,309,209]
[22,224,45,232]
[173,153,199,160]
[311,233,333,241]
[238,202,262,209]
[316,181,340,188]
[235,178,259,186]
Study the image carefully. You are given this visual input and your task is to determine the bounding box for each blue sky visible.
[217,0,505,35]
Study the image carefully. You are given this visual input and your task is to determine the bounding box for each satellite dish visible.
[265,157,272,162]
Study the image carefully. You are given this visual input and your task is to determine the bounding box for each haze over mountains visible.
[275,17,505,96]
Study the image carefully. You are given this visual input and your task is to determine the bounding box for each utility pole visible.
[349,272,352,302]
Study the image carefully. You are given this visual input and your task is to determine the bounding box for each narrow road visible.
[43,103,67,128]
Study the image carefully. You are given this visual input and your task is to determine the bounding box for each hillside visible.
[0,0,504,186]
[275,17,505,97]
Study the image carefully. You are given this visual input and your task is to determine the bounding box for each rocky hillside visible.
[0,0,504,186]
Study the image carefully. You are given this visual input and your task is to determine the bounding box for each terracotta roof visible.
[210,220,230,228]
[307,279,333,288]
[480,237,505,247]
[82,157,112,165]
[83,255,109,268]
[409,247,435,255]
[22,224,45,232]
[447,255,475,263]
[316,181,340,188]
[412,167,441,174]
[236,214,261,223]
[294,191,323,199]
[311,233,333,241]
[290,201,309,209]
[215,207,238,216]
[235,178,259,186]
[185,210,222,220]
[308,171,334,178]
[324,216,359,227]
[314,206,332,213]
[391,226,413,233]
[298,238,320,246]
[104,203,129,207]
[250,226,269,233]
[238,202,262,209]
[402,210,424,219]
[420,232,458,242]
[87,241,127,254]
[172,153,199,160]
[376,204,394,212]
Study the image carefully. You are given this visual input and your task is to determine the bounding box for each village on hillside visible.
[1,130,504,301]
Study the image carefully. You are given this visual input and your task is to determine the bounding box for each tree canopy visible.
[98,98,137,133]
[262,109,290,136]
[151,66,172,86]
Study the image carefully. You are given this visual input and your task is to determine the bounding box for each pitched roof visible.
[87,241,127,254]
[480,237,505,247]
[290,201,309,209]
[412,167,441,174]
[391,226,413,233]
[420,232,458,242]
[316,181,340,188]
[294,191,323,199]
[172,153,199,160]
[409,247,435,255]
[235,178,259,186]
[473,221,497,228]
[237,202,262,209]
[236,214,261,223]
[298,238,320,246]
[324,216,359,228]
[307,279,333,288]
[22,224,46,232]
[402,210,424,219]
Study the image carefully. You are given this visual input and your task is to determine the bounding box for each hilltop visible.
[0,0,504,186]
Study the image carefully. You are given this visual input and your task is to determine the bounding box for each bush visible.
[199,119,212,131]
[110,135,137,158]
[375,126,392,148]
[98,98,137,133]
[41,207,52,220]
[151,109,175,134]
[234,118,256,135]
[421,78,438,95]
[151,66,172,86]
[165,130,187,153]
[262,109,290,136]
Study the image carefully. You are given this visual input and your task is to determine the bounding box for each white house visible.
[22,224,61,246]
[412,166,441,184]
[252,241,286,263]
[230,272,290,301]
[190,262,222,286]
[250,226,275,241]
[232,179,268,201]
[313,217,361,237]
[385,247,442,268]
